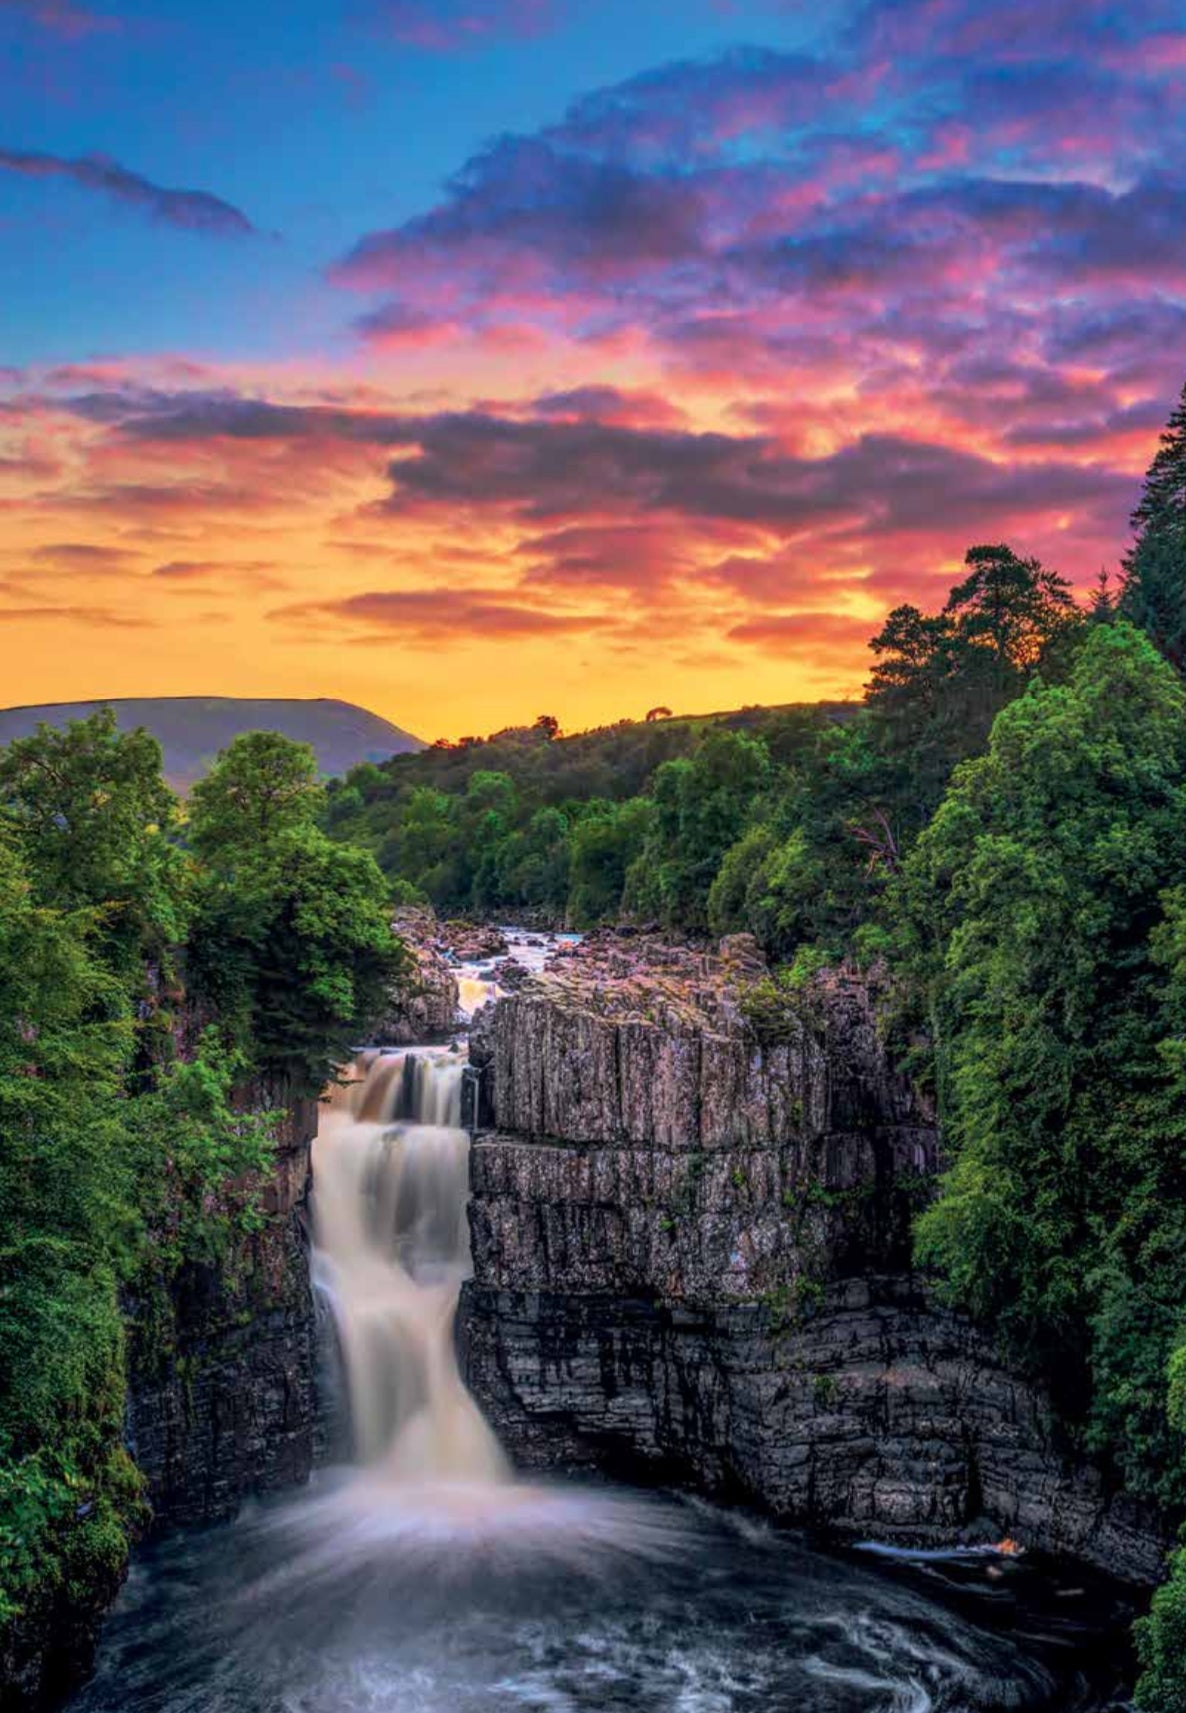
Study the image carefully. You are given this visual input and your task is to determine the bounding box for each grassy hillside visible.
[0,697,423,791]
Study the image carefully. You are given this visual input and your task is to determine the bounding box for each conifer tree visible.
[1121,380,1186,670]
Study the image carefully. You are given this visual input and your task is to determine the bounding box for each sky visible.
[2,0,1185,741]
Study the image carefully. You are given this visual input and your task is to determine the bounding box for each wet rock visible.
[375,910,460,1043]
[489,957,532,993]
[439,921,510,961]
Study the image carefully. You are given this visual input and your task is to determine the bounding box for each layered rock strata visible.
[459,934,1163,1584]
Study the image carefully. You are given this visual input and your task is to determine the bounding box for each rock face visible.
[3,1076,324,1711]
[124,1080,320,1528]
[460,935,1165,1584]
[374,910,460,1044]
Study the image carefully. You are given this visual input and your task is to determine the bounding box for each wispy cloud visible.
[0,0,117,40]
[0,148,256,235]
[367,0,553,51]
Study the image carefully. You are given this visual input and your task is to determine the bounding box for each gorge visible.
[61,930,1152,1712]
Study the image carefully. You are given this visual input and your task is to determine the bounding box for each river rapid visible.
[68,932,1136,1713]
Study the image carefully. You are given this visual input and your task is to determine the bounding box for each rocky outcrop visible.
[375,910,460,1043]
[124,1080,320,1528]
[459,934,1166,1584]
[439,920,509,962]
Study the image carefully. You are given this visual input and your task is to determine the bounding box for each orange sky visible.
[3,1,1181,740]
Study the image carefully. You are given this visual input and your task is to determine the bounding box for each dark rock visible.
[439,921,510,961]
[375,910,460,1043]
[459,940,1167,1586]
[124,1085,321,1529]
[489,957,531,993]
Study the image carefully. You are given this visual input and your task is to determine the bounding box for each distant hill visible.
[0,697,424,791]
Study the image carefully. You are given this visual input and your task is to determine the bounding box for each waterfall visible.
[313,1048,508,1486]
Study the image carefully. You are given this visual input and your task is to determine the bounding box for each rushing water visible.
[314,1047,506,1482]
[69,976,1136,1713]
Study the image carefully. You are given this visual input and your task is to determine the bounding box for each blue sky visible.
[2,0,1184,737]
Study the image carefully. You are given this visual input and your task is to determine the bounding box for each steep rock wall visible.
[124,1081,320,1528]
[459,936,1164,1584]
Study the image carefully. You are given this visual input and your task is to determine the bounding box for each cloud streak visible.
[0,148,256,235]
[367,0,553,51]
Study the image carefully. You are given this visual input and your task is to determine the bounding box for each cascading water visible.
[67,935,1139,1711]
[313,1047,508,1489]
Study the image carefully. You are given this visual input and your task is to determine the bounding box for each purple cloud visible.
[366,0,553,51]
[0,148,256,235]
[0,0,115,38]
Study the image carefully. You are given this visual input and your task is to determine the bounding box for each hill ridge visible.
[0,695,423,790]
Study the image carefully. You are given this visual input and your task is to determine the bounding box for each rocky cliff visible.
[374,910,460,1045]
[124,1079,320,1527]
[2,1074,323,1712]
[459,934,1164,1584]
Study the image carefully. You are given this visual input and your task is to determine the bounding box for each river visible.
[68,934,1136,1713]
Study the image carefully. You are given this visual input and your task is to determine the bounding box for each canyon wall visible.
[123,1079,321,1528]
[459,934,1163,1584]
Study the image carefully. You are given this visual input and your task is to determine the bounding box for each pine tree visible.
[1121,380,1186,670]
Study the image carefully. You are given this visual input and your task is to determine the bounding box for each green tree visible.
[867,545,1080,830]
[187,735,403,1091]
[567,798,654,927]
[0,838,142,1628]
[378,786,460,906]
[943,543,1078,681]
[890,622,1186,1493]
[187,731,325,858]
[1136,1546,1186,1712]
[707,823,778,937]
[500,806,571,911]
[0,710,185,981]
[628,729,770,931]
[1121,380,1186,672]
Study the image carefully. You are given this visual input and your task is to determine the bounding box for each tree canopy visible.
[1122,381,1186,672]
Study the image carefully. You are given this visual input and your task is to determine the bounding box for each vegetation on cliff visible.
[3,383,1185,1704]
[323,381,1186,1705]
[0,718,401,1681]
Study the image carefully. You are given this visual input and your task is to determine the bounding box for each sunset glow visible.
[3,0,1184,737]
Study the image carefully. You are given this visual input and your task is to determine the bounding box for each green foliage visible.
[0,708,186,981]
[867,543,1081,830]
[323,705,829,928]
[0,715,404,1643]
[626,728,771,930]
[889,621,1186,1502]
[187,835,401,1094]
[1122,380,1186,674]
[187,730,325,857]
[0,837,141,1623]
[131,1033,278,1267]
[567,798,654,927]
[1136,1546,1186,1712]
[707,823,777,937]
[188,732,403,1092]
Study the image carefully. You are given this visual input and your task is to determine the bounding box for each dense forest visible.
[323,381,1186,1708]
[0,724,401,1671]
[2,380,1185,1708]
